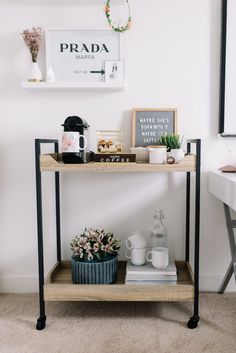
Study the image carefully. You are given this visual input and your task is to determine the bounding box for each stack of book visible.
[125,259,177,285]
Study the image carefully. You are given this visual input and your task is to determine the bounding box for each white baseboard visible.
[0,275,39,293]
[0,274,235,294]
[200,274,236,292]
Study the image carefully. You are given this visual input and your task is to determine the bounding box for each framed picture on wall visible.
[132,108,177,147]
[45,29,123,82]
[105,60,124,83]
[219,0,236,136]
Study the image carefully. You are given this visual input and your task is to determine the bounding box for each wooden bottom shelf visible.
[44,261,194,302]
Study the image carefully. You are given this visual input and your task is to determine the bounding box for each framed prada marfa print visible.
[46,29,123,82]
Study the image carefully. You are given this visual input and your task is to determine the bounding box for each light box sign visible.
[46,29,122,82]
[132,109,177,147]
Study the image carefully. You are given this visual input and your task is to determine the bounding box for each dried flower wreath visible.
[104,0,132,33]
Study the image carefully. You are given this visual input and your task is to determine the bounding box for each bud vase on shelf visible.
[28,62,42,82]
[46,66,55,82]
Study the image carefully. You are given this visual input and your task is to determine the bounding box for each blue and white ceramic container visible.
[71,255,118,284]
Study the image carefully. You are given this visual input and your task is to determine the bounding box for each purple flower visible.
[93,243,100,252]
[87,251,94,261]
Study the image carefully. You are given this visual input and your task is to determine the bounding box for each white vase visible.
[170,149,185,163]
[46,66,55,82]
[28,62,42,82]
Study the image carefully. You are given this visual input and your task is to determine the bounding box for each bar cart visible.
[35,139,201,330]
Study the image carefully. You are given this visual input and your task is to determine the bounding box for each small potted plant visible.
[70,228,120,284]
[159,134,185,163]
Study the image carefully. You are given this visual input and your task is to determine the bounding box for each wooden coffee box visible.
[94,154,136,163]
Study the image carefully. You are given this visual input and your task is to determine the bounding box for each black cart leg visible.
[35,139,59,330]
[185,142,191,263]
[35,140,46,330]
[187,139,201,329]
[55,142,61,262]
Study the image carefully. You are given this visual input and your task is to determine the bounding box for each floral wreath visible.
[104,0,132,33]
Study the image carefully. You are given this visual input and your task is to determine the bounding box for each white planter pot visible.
[169,149,185,163]
[28,62,42,82]
[148,147,167,164]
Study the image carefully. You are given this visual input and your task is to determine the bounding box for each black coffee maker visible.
[62,116,90,164]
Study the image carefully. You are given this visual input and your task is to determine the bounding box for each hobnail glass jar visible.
[150,209,167,248]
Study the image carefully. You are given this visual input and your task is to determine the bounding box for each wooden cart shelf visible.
[40,153,196,173]
[44,261,194,302]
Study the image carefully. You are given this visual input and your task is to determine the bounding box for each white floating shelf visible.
[21,81,125,92]
[19,0,125,5]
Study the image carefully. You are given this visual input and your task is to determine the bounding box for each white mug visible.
[130,147,149,163]
[126,248,146,266]
[62,132,87,153]
[169,149,185,163]
[125,232,147,250]
[146,247,169,269]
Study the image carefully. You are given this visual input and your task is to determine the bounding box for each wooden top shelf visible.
[40,153,196,173]
[19,0,125,4]
[44,261,194,302]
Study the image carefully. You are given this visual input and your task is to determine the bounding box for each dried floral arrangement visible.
[70,228,120,262]
[104,0,132,33]
[21,27,42,63]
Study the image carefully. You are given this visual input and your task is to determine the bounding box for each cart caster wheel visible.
[36,316,46,330]
[187,315,199,329]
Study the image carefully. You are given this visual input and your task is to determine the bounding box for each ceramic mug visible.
[130,147,149,163]
[125,232,147,250]
[62,132,87,153]
[169,149,185,163]
[146,247,169,269]
[126,248,147,266]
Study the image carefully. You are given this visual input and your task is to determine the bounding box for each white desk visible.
[208,170,236,293]
[208,170,236,212]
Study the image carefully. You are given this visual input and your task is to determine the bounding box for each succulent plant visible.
[159,134,184,151]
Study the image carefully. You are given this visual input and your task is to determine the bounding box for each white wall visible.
[0,0,236,293]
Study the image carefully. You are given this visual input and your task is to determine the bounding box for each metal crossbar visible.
[218,203,236,294]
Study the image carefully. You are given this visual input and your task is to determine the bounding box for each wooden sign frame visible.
[132,108,177,147]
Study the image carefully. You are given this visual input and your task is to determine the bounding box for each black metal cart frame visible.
[35,138,201,330]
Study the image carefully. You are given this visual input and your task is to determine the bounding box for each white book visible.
[126,275,177,281]
[125,280,177,286]
[126,259,177,277]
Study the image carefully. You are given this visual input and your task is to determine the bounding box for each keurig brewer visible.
[62,116,90,164]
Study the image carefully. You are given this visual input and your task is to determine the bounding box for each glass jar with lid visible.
[150,209,167,248]
[97,130,123,154]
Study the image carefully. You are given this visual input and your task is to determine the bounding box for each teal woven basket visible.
[71,255,118,284]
